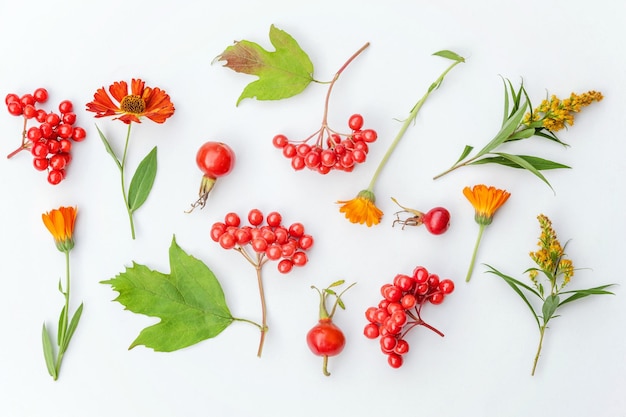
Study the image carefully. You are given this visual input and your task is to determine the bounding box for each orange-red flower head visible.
[42,206,77,252]
[337,190,383,227]
[86,78,175,124]
[463,184,510,226]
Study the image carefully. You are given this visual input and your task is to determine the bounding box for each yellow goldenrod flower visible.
[529,214,574,289]
[337,189,383,227]
[463,184,510,282]
[528,91,603,132]
[42,206,77,253]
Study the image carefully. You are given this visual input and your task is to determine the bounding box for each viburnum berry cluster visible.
[210,209,314,357]
[363,266,454,368]
[5,88,86,185]
[272,113,377,174]
[271,43,377,174]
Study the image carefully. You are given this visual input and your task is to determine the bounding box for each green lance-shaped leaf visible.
[101,236,234,352]
[42,324,57,379]
[479,152,555,192]
[470,154,571,171]
[61,303,84,352]
[128,146,158,213]
[541,294,560,325]
[432,50,465,62]
[484,265,541,329]
[215,24,314,105]
[474,100,529,159]
[95,124,121,170]
[558,284,616,307]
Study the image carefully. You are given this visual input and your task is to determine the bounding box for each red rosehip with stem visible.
[390,197,450,235]
[187,141,235,212]
[307,280,355,376]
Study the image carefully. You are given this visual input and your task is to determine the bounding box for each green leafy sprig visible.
[97,124,157,240]
[433,79,576,190]
[485,214,615,375]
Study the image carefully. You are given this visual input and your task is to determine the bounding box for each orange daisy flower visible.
[463,184,510,282]
[86,78,175,124]
[337,189,383,227]
[42,206,77,253]
[463,184,511,226]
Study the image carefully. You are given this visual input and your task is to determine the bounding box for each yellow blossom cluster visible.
[529,214,574,289]
[524,90,603,132]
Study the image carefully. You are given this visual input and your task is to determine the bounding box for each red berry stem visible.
[6,117,28,159]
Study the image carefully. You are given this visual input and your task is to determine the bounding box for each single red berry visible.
[394,339,410,355]
[291,155,305,170]
[71,126,87,142]
[33,88,48,103]
[412,266,429,284]
[251,237,268,253]
[7,101,23,116]
[219,232,236,249]
[56,123,73,139]
[5,93,20,105]
[58,100,73,114]
[23,104,37,119]
[429,292,445,305]
[49,154,67,171]
[361,129,378,143]
[45,112,61,126]
[47,169,64,185]
[265,211,282,227]
[248,209,264,226]
[388,353,404,368]
[265,244,283,260]
[210,222,226,242]
[422,207,451,235]
[224,212,240,227]
[62,112,77,125]
[291,251,308,267]
[20,94,35,107]
[27,127,43,142]
[288,222,305,238]
[277,258,293,274]
[31,141,49,158]
[35,109,48,123]
[363,323,379,339]
[33,158,49,171]
[59,138,72,153]
[298,234,314,250]
[272,134,288,148]
[282,143,297,158]
[348,114,364,131]
[439,279,455,294]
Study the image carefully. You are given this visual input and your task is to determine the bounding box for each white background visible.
[1,0,625,416]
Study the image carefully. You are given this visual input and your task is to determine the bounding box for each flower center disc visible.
[120,95,146,114]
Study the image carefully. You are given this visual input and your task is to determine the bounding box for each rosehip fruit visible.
[422,207,451,235]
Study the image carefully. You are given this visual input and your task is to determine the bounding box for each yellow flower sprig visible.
[337,50,465,226]
[41,206,83,381]
[485,214,615,375]
[434,79,603,190]
[463,184,511,282]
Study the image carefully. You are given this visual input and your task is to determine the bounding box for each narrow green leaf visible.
[128,146,158,213]
[57,305,67,347]
[501,77,510,126]
[328,280,345,288]
[95,124,122,170]
[324,288,337,296]
[541,294,560,324]
[559,285,616,307]
[470,154,570,170]
[42,324,57,379]
[474,100,528,158]
[506,127,535,141]
[337,298,346,310]
[484,265,541,329]
[490,152,555,191]
[61,303,84,352]
[454,145,474,164]
[432,50,465,62]
[534,129,568,146]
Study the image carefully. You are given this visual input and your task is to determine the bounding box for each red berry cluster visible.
[363,266,455,368]
[272,114,378,174]
[210,209,314,274]
[5,88,87,185]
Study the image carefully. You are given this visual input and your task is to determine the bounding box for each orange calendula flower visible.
[42,206,77,253]
[463,185,510,282]
[86,78,175,124]
[337,189,383,227]
[463,184,511,226]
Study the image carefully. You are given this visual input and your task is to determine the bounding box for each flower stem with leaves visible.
[485,214,615,375]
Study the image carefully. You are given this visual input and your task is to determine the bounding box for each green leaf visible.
[487,152,555,191]
[215,24,314,105]
[454,145,474,164]
[470,154,570,170]
[484,265,541,329]
[101,236,234,352]
[506,127,535,141]
[61,303,84,352]
[95,124,121,170]
[57,304,67,347]
[328,279,345,288]
[42,324,57,379]
[541,294,560,324]
[474,99,528,158]
[128,146,158,213]
[432,50,465,62]
[324,288,337,296]
[337,298,346,310]
[559,284,616,307]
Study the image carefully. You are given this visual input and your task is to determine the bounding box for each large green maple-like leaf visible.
[101,236,233,352]
[215,24,314,105]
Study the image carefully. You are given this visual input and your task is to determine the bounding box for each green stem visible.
[366,59,463,192]
[466,224,486,282]
[119,123,136,239]
[232,317,263,331]
[54,250,71,380]
[531,325,547,376]
[254,262,268,358]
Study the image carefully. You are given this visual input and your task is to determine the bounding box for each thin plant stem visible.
[6,117,28,158]
[466,224,486,282]
[532,325,547,376]
[119,123,136,239]
[255,262,268,358]
[366,59,463,192]
[54,250,71,380]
